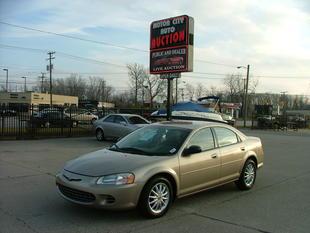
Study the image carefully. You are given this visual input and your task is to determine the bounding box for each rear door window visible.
[213,127,238,147]
[187,128,215,151]
[128,116,148,124]
[114,116,126,124]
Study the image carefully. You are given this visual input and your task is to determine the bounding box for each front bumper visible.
[55,170,144,210]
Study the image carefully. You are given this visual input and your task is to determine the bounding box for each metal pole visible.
[242,78,246,122]
[40,72,45,93]
[244,64,250,127]
[6,69,8,92]
[21,76,27,92]
[47,51,55,108]
[175,78,178,103]
[3,69,8,92]
[167,78,172,121]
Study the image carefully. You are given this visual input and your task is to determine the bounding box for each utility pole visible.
[244,64,250,127]
[3,69,8,92]
[39,72,46,93]
[237,65,250,127]
[21,76,27,92]
[47,51,55,108]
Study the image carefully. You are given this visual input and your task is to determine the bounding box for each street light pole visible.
[3,69,8,92]
[244,64,250,127]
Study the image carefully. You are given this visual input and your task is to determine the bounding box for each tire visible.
[96,129,104,141]
[235,159,257,190]
[138,177,173,218]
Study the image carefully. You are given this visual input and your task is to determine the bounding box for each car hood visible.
[64,148,165,177]
[134,123,149,128]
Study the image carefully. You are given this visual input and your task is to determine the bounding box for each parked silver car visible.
[93,114,150,141]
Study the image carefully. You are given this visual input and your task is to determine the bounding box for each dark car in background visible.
[28,111,77,128]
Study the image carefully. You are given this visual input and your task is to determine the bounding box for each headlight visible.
[96,173,135,185]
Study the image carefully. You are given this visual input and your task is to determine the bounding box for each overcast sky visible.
[0,0,309,95]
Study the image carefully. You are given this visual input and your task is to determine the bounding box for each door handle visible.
[211,153,218,158]
[240,147,245,151]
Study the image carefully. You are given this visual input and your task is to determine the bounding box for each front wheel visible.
[96,129,104,141]
[138,177,173,218]
[235,159,257,190]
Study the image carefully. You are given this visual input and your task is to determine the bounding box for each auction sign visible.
[150,15,194,74]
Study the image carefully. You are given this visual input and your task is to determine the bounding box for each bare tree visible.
[145,74,166,108]
[223,74,259,103]
[127,63,145,106]
[112,90,134,107]
[185,83,195,101]
[195,83,205,99]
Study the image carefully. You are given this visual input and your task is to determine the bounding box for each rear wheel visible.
[96,129,104,141]
[235,159,257,190]
[138,177,173,218]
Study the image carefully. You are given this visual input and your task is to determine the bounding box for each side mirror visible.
[119,121,127,126]
[182,145,202,156]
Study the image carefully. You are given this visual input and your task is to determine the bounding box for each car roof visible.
[108,113,142,118]
[153,120,247,139]
[153,120,231,130]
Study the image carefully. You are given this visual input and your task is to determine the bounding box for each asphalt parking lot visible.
[1,129,310,233]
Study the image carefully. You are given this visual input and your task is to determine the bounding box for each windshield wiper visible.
[117,147,151,155]
[109,144,121,152]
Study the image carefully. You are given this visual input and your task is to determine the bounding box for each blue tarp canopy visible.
[157,102,212,115]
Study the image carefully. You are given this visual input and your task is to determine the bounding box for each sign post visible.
[150,15,194,120]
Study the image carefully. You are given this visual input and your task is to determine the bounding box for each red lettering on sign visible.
[150,30,186,49]
[179,30,185,42]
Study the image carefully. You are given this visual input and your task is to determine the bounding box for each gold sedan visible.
[56,121,264,218]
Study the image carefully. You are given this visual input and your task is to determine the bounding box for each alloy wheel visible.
[244,163,255,186]
[148,182,170,214]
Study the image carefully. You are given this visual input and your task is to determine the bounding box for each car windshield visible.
[109,125,191,156]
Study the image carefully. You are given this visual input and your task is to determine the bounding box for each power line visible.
[0,43,127,68]
[0,21,148,52]
[0,21,244,68]
[195,59,237,68]
[1,44,309,79]
[56,52,126,68]
[0,44,249,72]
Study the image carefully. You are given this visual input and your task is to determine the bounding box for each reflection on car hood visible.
[135,123,149,128]
[64,149,164,176]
